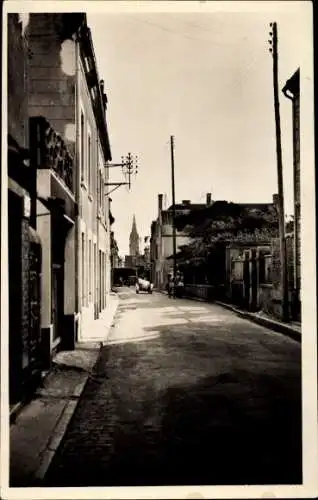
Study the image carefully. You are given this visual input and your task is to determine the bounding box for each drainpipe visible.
[74,33,80,324]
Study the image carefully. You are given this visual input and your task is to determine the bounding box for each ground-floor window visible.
[81,232,85,306]
[93,243,96,307]
[99,250,102,313]
[89,239,92,302]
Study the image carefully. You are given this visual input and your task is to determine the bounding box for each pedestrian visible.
[167,274,174,298]
[175,274,184,298]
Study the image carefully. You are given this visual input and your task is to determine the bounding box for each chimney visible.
[206,193,212,206]
[158,194,163,214]
[273,193,279,208]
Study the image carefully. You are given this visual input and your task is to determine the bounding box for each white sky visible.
[87,3,311,256]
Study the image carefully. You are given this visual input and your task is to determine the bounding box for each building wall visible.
[8,14,29,148]
[293,92,301,292]
[162,225,191,259]
[28,15,78,351]
[28,14,76,158]
[78,56,97,334]
[77,53,111,337]
[8,15,33,402]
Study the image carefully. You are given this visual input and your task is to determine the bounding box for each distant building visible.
[150,194,212,289]
[124,255,134,268]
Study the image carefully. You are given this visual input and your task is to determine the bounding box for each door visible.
[52,264,64,343]
[28,237,42,378]
[250,249,258,311]
[8,190,23,404]
[243,251,250,308]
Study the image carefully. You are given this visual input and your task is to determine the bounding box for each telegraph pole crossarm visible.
[269,22,289,322]
[105,152,139,192]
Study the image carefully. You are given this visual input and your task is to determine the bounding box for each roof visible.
[167,203,206,211]
[175,201,276,232]
[282,68,300,96]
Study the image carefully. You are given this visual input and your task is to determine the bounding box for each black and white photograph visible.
[1,1,317,498]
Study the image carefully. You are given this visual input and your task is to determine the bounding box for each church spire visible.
[129,214,139,256]
[132,214,137,232]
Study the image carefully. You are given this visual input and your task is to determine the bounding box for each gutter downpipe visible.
[74,30,81,338]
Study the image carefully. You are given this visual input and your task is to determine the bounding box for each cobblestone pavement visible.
[44,288,301,486]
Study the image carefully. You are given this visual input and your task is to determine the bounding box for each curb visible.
[156,289,301,342]
[33,375,90,482]
[33,297,120,483]
[215,301,301,342]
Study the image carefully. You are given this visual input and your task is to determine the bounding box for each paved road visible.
[45,288,301,486]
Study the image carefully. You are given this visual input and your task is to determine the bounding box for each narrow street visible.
[44,288,301,486]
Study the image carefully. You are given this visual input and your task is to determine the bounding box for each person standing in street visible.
[167,274,174,298]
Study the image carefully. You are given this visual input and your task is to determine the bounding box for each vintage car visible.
[135,277,153,294]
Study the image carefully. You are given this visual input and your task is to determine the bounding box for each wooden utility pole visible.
[170,135,177,291]
[269,22,289,322]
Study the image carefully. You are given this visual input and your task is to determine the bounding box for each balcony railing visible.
[29,116,74,192]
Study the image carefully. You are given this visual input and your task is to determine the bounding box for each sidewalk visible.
[156,289,301,342]
[9,293,119,487]
[215,301,301,342]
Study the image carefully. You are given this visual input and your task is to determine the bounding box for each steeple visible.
[129,214,140,256]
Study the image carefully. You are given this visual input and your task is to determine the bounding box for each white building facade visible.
[76,23,112,340]
[27,13,113,354]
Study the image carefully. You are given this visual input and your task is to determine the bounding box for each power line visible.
[128,15,226,47]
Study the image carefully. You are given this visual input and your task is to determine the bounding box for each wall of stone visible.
[28,13,76,158]
[8,14,28,148]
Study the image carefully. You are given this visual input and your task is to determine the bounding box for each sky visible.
[87,2,311,257]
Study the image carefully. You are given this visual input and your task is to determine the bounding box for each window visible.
[99,171,102,209]
[80,112,85,181]
[99,250,102,312]
[89,240,92,300]
[101,176,105,215]
[81,233,85,306]
[259,253,272,284]
[88,134,91,193]
[94,243,97,305]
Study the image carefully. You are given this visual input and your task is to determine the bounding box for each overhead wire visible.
[126,15,262,95]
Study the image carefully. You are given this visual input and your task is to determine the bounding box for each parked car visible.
[136,277,153,294]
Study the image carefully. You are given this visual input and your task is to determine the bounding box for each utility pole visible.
[170,135,177,293]
[269,22,289,322]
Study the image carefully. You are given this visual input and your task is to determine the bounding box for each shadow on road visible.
[44,320,302,487]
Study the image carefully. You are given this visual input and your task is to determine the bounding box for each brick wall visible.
[28,13,76,157]
[8,14,28,148]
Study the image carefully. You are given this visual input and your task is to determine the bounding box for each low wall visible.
[259,284,300,321]
[183,284,215,301]
[259,284,280,317]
